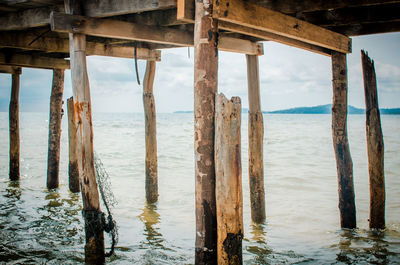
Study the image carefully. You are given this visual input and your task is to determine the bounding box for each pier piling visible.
[361,50,385,229]
[67,96,80,193]
[194,0,219,263]
[9,67,21,181]
[143,60,158,204]
[215,94,243,265]
[246,54,266,223]
[331,51,356,229]
[46,69,65,189]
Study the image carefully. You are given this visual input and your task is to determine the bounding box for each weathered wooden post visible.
[143,60,158,203]
[215,94,243,265]
[67,96,80,193]
[9,67,21,181]
[194,0,219,263]
[361,50,385,229]
[331,51,356,229]
[246,54,266,223]
[64,0,104,262]
[47,69,65,189]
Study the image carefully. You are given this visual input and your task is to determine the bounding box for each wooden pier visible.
[1,0,396,263]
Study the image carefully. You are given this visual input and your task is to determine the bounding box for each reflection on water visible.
[138,203,167,250]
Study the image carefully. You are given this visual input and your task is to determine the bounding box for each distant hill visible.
[174,104,400,115]
[267,104,400,115]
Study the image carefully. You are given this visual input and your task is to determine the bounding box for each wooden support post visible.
[361,50,385,229]
[246,54,266,223]
[194,0,218,263]
[143,60,158,203]
[65,0,104,263]
[67,96,80,193]
[9,68,21,181]
[46,69,65,189]
[331,51,356,229]
[215,94,243,265]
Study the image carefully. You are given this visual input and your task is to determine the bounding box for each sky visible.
[0,32,399,113]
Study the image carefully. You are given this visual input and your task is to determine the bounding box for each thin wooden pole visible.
[65,0,104,263]
[67,96,80,193]
[246,54,266,223]
[361,50,385,229]
[47,69,65,189]
[331,51,356,229]
[215,93,243,265]
[9,67,21,181]
[143,60,158,203]
[194,0,218,263]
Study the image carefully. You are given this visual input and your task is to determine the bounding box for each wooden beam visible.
[177,0,194,23]
[252,0,400,14]
[194,0,218,263]
[246,54,266,223]
[9,68,22,181]
[143,60,158,204]
[83,0,177,18]
[0,65,20,74]
[50,12,262,55]
[213,0,352,53]
[0,52,70,69]
[0,31,161,61]
[361,50,385,229]
[331,51,356,229]
[65,0,104,262]
[67,96,80,193]
[215,93,243,265]
[329,21,400,36]
[47,69,65,189]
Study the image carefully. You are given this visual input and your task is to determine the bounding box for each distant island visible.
[174,104,400,115]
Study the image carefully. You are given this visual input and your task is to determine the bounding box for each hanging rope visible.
[187,47,190,58]
[93,153,119,257]
[134,42,141,85]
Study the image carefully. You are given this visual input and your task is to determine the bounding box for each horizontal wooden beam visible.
[329,21,400,36]
[0,52,70,69]
[50,12,263,55]
[0,65,21,74]
[219,21,331,56]
[251,0,400,14]
[0,31,161,60]
[213,0,352,53]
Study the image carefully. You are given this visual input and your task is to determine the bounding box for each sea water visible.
[0,112,399,264]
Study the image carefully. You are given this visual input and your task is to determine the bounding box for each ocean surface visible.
[0,112,399,264]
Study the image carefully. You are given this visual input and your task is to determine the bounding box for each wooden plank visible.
[0,65,20,74]
[177,0,194,23]
[65,0,104,262]
[67,96,80,193]
[246,55,265,223]
[84,0,177,17]
[0,31,161,60]
[214,0,352,53]
[47,69,65,189]
[219,37,263,56]
[0,52,70,69]
[194,0,218,263]
[361,50,385,229]
[329,21,400,36]
[9,68,22,181]
[219,21,331,56]
[215,93,243,265]
[143,60,158,204]
[331,51,356,229]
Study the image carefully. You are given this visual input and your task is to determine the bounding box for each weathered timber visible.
[213,0,352,54]
[361,50,385,229]
[246,54,266,223]
[215,93,243,265]
[0,52,70,70]
[46,69,65,189]
[328,21,400,36]
[9,68,22,181]
[65,0,104,263]
[50,12,262,55]
[0,65,16,74]
[331,51,356,229]
[143,60,158,204]
[0,31,161,61]
[194,0,218,263]
[67,97,80,193]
